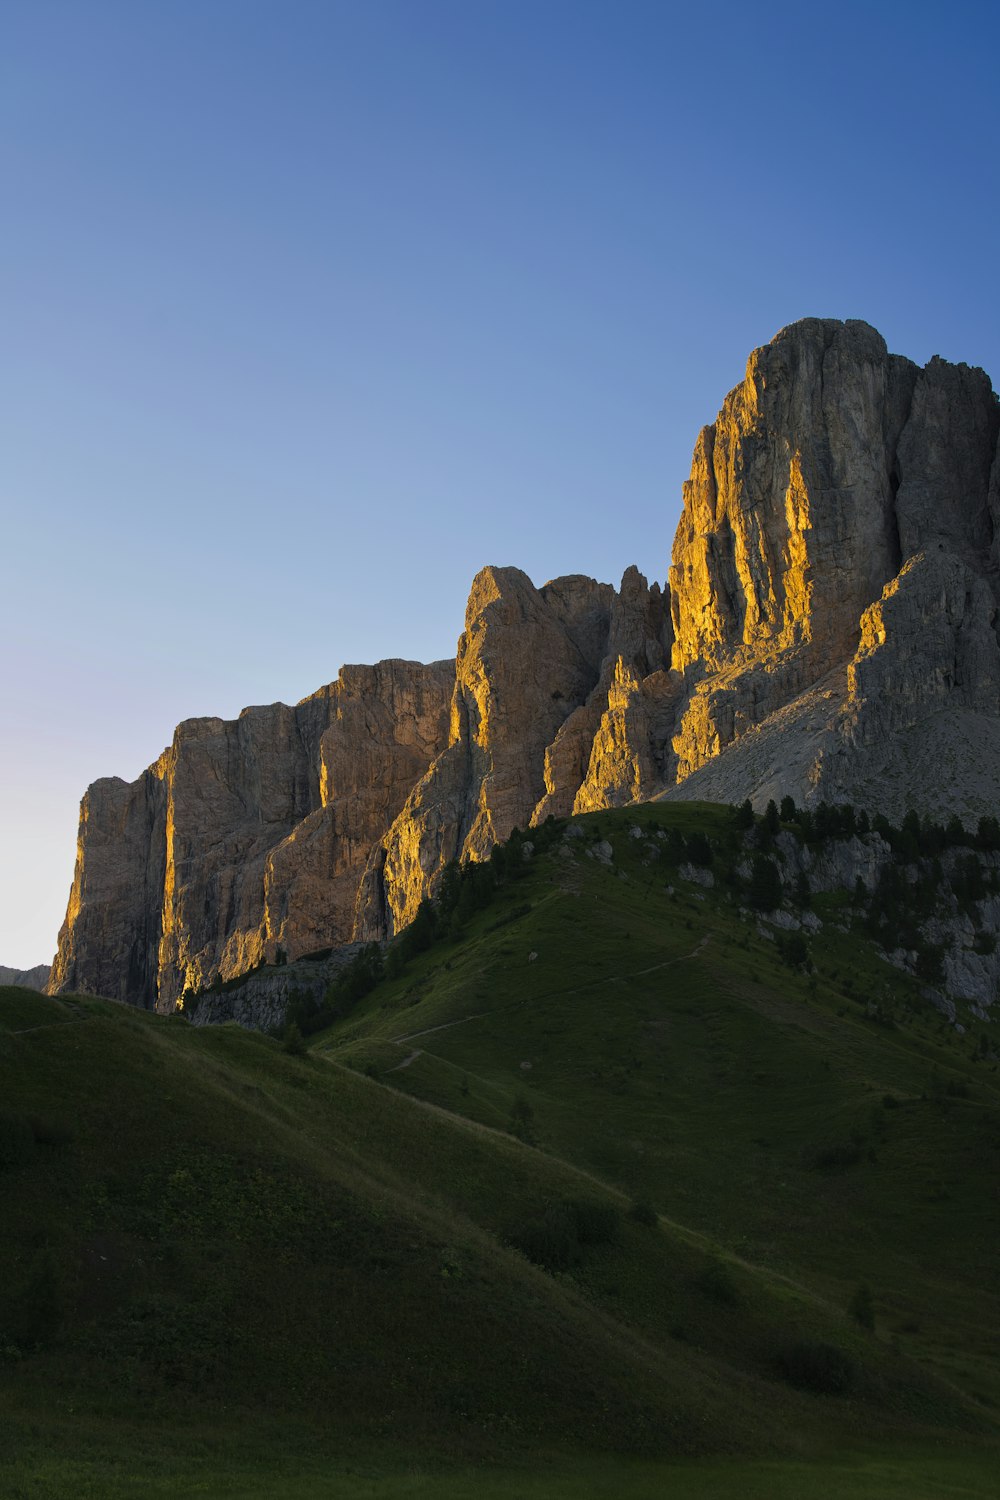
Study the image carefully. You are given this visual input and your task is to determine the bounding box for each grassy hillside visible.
[2,801,999,1496]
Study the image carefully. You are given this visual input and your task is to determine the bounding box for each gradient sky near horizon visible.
[2,0,1000,968]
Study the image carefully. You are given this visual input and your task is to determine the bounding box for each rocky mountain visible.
[0,963,50,992]
[49,317,1000,1010]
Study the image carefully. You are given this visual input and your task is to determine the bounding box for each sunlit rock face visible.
[354,564,673,937]
[50,661,453,1009]
[50,317,1000,1006]
[661,318,1000,819]
[49,568,674,1002]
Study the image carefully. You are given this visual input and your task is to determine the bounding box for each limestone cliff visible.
[660,319,1000,820]
[49,317,1000,1007]
[355,564,673,937]
[49,566,674,1002]
[50,660,452,1009]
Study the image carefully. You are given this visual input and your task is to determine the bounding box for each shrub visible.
[848,1282,875,1331]
[627,1200,659,1228]
[568,1200,620,1247]
[695,1259,738,1304]
[803,1142,862,1171]
[27,1115,76,1147]
[282,1022,306,1056]
[780,931,809,969]
[734,799,754,830]
[508,1199,620,1272]
[685,832,713,867]
[748,855,782,912]
[778,1338,855,1394]
[508,1095,536,1144]
[509,1205,582,1273]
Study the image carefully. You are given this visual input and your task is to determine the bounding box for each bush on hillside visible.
[778,1338,855,1394]
[748,855,782,912]
[695,1259,739,1305]
[803,1141,862,1171]
[685,832,714,867]
[734,798,754,830]
[847,1281,875,1331]
[568,1200,620,1247]
[508,1205,583,1273]
[508,1199,621,1273]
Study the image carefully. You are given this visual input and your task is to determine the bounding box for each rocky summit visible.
[49,318,1000,1009]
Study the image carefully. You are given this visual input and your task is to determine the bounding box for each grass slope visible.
[2,802,999,1495]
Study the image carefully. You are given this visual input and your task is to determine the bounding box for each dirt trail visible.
[386,934,711,1056]
[386,1049,423,1073]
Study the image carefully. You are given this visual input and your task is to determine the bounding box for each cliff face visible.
[50,317,1000,1007]
[49,567,673,1004]
[661,319,1000,818]
[356,564,673,938]
[50,660,453,1009]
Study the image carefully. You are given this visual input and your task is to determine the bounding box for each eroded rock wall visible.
[354,564,674,937]
[50,317,1000,1008]
[50,567,677,1000]
[661,318,1000,820]
[50,660,453,1009]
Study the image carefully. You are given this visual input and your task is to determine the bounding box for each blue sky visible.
[2,0,999,967]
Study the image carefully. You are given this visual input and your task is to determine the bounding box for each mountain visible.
[48,318,1000,1010]
[0,963,50,992]
[4,801,1000,1495]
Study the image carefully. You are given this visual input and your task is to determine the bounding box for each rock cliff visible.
[49,660,453,1009]
[660,319,1000,819]
[49,317,1000,1008]
[0,963,50,992]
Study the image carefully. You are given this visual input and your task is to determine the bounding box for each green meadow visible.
[2,802,998,1496]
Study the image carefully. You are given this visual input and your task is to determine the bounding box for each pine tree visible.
[749,855,782,912]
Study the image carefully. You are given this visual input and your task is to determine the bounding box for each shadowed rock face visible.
[49,318,1000,1006]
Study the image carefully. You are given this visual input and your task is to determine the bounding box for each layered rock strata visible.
[50,317,1000,1009]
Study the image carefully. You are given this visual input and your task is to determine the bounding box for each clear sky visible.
[2,0,999,968]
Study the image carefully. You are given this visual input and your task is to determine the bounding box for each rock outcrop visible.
[50,660,453,1009]
[660,318,1000,819]
[182,946,367,1033]
[356,564,673,937]
[0,963,50,992]
[50,568,674,1004]
[49,317,1000,1009]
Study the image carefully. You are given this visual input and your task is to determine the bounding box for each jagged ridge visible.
[49,318,1000,1008]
